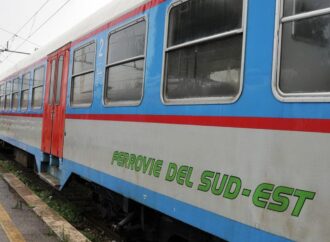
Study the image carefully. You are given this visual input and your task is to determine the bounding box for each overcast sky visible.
[0,0,113,74]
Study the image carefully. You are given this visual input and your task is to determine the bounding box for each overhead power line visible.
[0,26,40,47]
[9,0,52,42]
[0,0,72,63]
[0,0,51,60]
[26,0,72,40]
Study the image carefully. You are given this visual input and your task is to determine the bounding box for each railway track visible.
[0,151,124,242]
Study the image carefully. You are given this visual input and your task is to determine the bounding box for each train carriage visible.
[0,0,329,241]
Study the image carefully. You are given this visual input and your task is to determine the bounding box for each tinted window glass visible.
[0,85,4,110]
[33,66,45,87]
[12,93,19,110]
[73,42,95,75]
[6,81,12,94]
[21,73,30,111]
[168,0,242,47]
[105,20,146,104]
[21,90,29,110]
[0,84,4,96]
[71,72,94,106]
[164,0,244,102]
[165,36,242,99]
[5,95,11,110]
[105,60,144,103]
[0,96,4,110]
[71,42,95,106]
[22,73,30,90]
[32,66,45,109]
[284,0,330,16]
[279,15,330,93]
[12,78,19,110]
[56,56,64,105]
[49,60,56,103]
[108,21,146,64]
[32,86,43,108]
[13,78,20,93]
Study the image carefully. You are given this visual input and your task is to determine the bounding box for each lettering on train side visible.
[112,151,163,178]
[111,151,316,217]
[165,163,194,188]
[253,184,316,217]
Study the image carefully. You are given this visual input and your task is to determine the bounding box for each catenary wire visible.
[0,0,72,63]
[8,0,52,43]
[0,0,51,60]
[0,26,40,47]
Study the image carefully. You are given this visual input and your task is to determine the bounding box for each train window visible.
[55,56,64,105]
[283,0,330,16]
[163,0,245,104]
[71,41,96,106]
[32,66,45,109]
[5,81,12,111]
[0,84,4,111]
[276,0,330,99]
[104,19,146,105]
[12,78,20,111]
[49,60,56,103]
[21,72,31,111]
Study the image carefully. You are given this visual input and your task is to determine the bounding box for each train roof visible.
[0,0,147,82]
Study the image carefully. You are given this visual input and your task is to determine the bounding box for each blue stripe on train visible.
[65,0,330,120]
[62,158,292,242]
[3,1,330,120]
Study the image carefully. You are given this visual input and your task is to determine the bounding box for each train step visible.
[39,172,60,189]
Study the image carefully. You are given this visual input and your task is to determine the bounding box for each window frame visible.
[55,55,64,105]
[273,0,330,102]
[48,59,57,104]
[4,80,12,111]
[11,77,20,111]
[69,39,97,108]
[103,17,148,107]
[0,83,5,111]
[161,0,248,105]
[70,40,96,108]
[21,72,31,112]
[31,65,45,110]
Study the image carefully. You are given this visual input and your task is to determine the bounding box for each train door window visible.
[275,0,330,100]
[12,77,20,111]
[5,81,12,111]
[104,19,146,105]
[0,84,5,111]
[49,60,56,103]
[163,0,245,104]
[71,41,96,107]
[21,72,31,111]
[32,66,45,109]
[55,56,64,105]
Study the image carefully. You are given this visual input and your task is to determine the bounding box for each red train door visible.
[41,43,71,158]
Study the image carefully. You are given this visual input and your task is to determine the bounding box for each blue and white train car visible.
[0,0,329,241]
